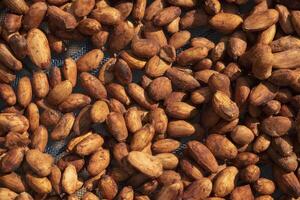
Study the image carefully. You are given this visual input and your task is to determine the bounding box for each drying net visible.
[0,1,279,198]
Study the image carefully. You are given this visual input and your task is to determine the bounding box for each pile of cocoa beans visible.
[1,0,300,199]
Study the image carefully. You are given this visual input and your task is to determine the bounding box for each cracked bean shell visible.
[212,91,239,121]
